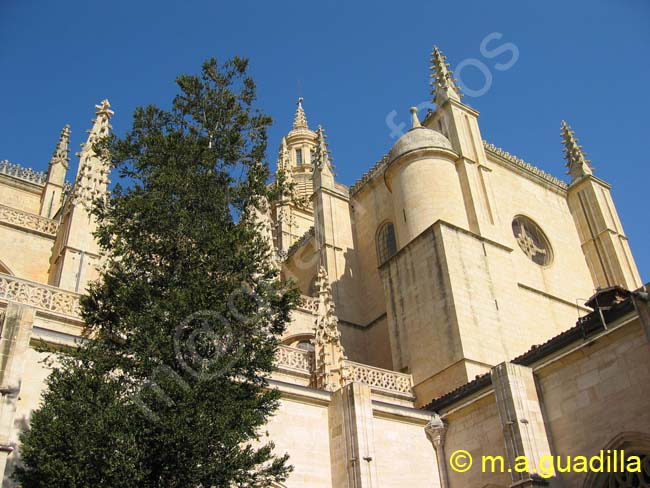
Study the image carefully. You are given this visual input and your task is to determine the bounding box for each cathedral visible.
[0,46,648,487]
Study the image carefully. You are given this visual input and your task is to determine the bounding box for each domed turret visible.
[384,108,467,245]
[388,109,453,164]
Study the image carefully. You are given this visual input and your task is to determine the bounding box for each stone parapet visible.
[0,161,47,186]
[0,273,81,318]
[0,204,58,237]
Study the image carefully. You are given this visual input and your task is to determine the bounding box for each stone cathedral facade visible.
[0,47,649,487]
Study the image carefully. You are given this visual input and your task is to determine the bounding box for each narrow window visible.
[376,222,397,265]
[296,148,303,166]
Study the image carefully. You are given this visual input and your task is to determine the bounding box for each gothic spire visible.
[49,125,71,170]
[292,97,309,130]
[430,45,462,104]
[561,120,593,181]
[71,99,114,208]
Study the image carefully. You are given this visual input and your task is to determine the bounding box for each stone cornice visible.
[350,154,389,197]
[567,173,612,191]
[440,98,481,117]
[483,141,568,192]
[379,219,513,271]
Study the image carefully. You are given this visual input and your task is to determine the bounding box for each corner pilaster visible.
[566,175,641,291]
[491,362,553,487]
[328,382,379,487]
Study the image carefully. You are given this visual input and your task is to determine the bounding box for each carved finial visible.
[79,99,114,155]
[561,120,593,181]
[410,107,421,128]
[50,124,71,169]
[71,99,114,208]
[430,45,462,104]
[312,266,350,391]
[315,126,329,164]
[313,125,334,178]
[292,97,309,130]
[91,100,114,139]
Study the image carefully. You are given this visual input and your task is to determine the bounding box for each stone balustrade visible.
[0,204,59,236]
[0,274,413,398]
[297,295,318,314]
[343,359,414,398]
[275,344,314,374]
[0,273,81,318]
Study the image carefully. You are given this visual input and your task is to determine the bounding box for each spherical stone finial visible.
[410,107,421,128]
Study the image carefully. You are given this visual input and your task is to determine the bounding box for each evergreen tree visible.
[15,57,298,487]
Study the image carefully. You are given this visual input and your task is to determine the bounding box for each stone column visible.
[0,304,36,479]
[491,362,552,487]
[425,415,449,488]
[328,382,379,487]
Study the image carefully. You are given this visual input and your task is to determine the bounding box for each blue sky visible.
[1,0,648,281]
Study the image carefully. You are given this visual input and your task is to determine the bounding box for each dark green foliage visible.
[14,57,298,487]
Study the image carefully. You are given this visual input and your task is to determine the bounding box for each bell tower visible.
[273,98,318,253]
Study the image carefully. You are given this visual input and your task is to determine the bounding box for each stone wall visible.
[443,393,510,488]
[536,316,650,486]
[0,177,42,216]
[0,226,54,283]
[350,176,395,325]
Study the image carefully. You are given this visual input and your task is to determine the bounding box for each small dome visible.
[388,126,453,164]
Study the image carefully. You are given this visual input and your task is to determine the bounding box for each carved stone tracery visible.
[0,204,58,236]
[311,266,351,391]
[0,273,81,318]
[0,160,47,186]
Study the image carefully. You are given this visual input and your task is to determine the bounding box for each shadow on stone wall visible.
[3,415,28,488]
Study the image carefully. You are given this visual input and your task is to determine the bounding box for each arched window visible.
[376,222,397,265]
[282,334,315,352]
[585,432,650,487]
